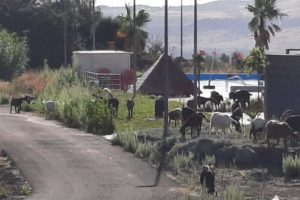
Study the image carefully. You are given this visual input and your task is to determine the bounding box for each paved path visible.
[0,106,180,200]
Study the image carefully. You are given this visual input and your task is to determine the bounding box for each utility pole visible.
[193,0,198,111]
[133,0,137,97]
[92,0,96,50]
[154,0,168,186]
[180,0,183,67]
[63,0,67,66]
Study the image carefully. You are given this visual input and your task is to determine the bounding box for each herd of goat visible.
[9,88,300,148]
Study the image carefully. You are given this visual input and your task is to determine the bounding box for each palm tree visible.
[246,0,287,106]
[116,3,150,55]
[246,0,287,50]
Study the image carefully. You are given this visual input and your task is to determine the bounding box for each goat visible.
[154,96,164,118]
[197,96,212,110]
[231,107,243,123]
[229,90,251,108]
[43,100,57,120]
[186,99,196,109]
[231,99,241,112]
[204,101,213,112]
[209,112,241,136]
[168,108,182,127]
[10,95,32,114]
[181,106,194,124]
[265,120,297,149]
[249,113,266,142]
[180,112,207,138]
[126,98,134,119]
[210,91,223,111]
[108,98,119,117]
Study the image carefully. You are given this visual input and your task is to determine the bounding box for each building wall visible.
[73,51,131,74]
[264,54,300,120]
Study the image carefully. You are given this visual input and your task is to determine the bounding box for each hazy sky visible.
[96,0,217,7]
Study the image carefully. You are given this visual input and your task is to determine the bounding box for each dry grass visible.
[0,81,10,93]
[10,71,50,96]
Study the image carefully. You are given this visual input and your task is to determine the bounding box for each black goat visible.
[108,98,119,117]
[168,108,182,127]
[181,106,194,124]
[210,92,224,111]
[126,99,134,119]
[10,95,32,114]
[197,96,212,110]
[229,90,251,108]
[180,112,207,138]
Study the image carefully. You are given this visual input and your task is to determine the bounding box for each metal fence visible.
[83,71,121,90]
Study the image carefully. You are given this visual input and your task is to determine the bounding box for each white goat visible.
[103,88,113,99]
[43,100,57,120]
[250,112,266,142]
[209,112,240,136]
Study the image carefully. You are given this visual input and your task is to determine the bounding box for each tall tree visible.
[246,0,287,104]
[116,4,150,54]
[246,0,287,50]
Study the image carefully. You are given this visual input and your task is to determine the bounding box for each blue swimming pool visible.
[186,73,262,81]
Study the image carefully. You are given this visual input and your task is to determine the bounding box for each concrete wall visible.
[73,50,131,74]
[264,54,300,120]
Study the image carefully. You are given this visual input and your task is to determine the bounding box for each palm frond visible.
[272,23,281,32]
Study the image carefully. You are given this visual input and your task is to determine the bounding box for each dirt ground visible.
[0,150,31,200]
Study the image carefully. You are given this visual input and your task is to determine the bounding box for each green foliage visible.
[246,0,287,50]
[21,183,32,196]
[0,29,28,80]
[117,132,138,153]
[224,185,245,200]
[173,153,192,171]
[0,93,9,104]
[34,67,114,135]
[135,142,153,158]
[245,47,266,73]
[283,154,300,178]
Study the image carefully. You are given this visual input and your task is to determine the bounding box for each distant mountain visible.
[100,0,300,58]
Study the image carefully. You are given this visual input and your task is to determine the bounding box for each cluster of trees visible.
[0,0,151,80]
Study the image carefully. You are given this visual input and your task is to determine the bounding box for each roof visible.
[136,54,195,97]
[73,50,132,55]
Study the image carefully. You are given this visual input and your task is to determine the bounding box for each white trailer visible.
[73,50,132,74]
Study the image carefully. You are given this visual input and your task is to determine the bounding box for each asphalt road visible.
[0,106,180,200]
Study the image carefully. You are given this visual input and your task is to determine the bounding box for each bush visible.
[0,93,9,105]
[223,185,245,200]
[135,142,153,158]
[0,29,28,80]
[283,154,300,178]
[173,153,192,171]
[117,132,138,153]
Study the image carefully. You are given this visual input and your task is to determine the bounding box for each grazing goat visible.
[265,120,296,148]
[10,95,32,114]
[168,108,182,127]
[249,113,266,142]
[154,96,164,118]
[181,107,194,124]
[108,98,119,117]
[229,90,251,108]
[204,101,213,112]
[126,99,134,119]
[180,112,207,138]
[186,99,196,109]
[210,91,224,111]
[43,100,57,119]
[231,107,243,123]
[209,112,241,136]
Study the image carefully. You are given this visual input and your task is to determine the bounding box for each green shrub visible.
[21,183,32,196]
[135,142,153,158]
[0,93,9,104]
[22,102,35,112]
[224,185,245,200]
[283,154,300,178]
[117,132,138,153]
[173,153,192,171]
